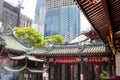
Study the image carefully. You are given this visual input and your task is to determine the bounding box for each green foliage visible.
[100,71,110,80]
[45,35,64,44]
[15,27,47,47]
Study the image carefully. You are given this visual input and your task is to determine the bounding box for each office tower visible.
[1,1,32,31]
[0,0,3,27]
[44,0,80,42]
[34,0,46,35]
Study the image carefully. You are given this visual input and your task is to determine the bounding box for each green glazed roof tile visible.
[30,44,110,55]
[1,35,28,52]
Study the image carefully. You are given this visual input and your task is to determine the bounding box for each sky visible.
[4,0,91,32]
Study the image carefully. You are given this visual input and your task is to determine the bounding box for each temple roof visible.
[8,54,45,62]
[81,44,108,54]
[1,35,29,52]
[27,67,47,73]
[0,34,111,56]
[29,44,111,56]
[74,0,120,53]
[3,65,47,73]
[8,54,26,60]
[3,65,26,72]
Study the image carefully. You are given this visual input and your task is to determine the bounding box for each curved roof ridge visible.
[1,35,29,52]
[12,32,31,48]
[3,64,26,72]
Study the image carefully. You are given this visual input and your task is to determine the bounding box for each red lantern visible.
[98,58,101,62]
[92,58,95,62]
[2,59,7,64]
[101,58,104,62]
[71,65,74,69]
[1,57,8,64]
[88,58,91,62]
[95,65,99,70]
[95,58,98,62]
[14,60,18,65]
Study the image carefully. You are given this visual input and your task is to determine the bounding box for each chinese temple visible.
[0,0,120,80]
[0,32,115,80]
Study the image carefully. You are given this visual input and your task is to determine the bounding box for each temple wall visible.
[116,52,120,75]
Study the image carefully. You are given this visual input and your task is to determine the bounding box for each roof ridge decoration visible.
[0,31,35,52]
[3,65,26,72]
[1,35,29,52]
[8,54,26,60]
[28,43,110,56]
[8,54,45,62]
[12,30,31,48]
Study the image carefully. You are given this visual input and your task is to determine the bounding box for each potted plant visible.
[100,71,110,80]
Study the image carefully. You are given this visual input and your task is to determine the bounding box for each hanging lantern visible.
[14,60,18,65]
[1,57,7,64]
[101,58,105,62]
[88,58,92,62]
[2,59,7,64]
[92,58,95,62]
[95,65,99,70]
[71,65,74,69]
[97,58,101,62]
[94,58,97,62]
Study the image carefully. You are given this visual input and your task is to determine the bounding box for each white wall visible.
[116,52,120,75]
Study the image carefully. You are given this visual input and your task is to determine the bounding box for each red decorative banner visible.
[54,58,80,63]
[87,57,105,62]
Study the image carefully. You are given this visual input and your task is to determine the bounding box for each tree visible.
[15,27,47,47]
[45,34,64,44]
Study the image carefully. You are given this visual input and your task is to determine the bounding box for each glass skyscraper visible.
[34,0,80,42]
[34,0,46,35]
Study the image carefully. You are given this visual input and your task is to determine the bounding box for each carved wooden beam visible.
[100,0,116,54]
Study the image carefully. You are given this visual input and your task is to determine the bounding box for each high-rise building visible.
[0,0,3,23]
[45,0,80,42]
[34,0,80,42]
[20,14,33,27]
[34,0,46,35]
[0,1,33,32]
[2,1,19,31]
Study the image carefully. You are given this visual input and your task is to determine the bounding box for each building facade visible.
[1,1,32,31]
[44,0,80,42]
[20,14,33,27]
[2,1,19,30]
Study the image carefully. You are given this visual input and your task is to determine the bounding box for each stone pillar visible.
[115,52,120,75]
[80,57,84,80]
[54,64,57,80]
[66,64,71,80]
[43,63,49,80]
[108,57,112,76]
[78,63,80,80]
